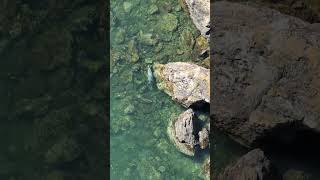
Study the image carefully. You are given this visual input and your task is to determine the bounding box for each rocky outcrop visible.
[167,108,210,156]
[183,0,210,38]
[154,62,209,108]
[167,109,197,156]
[211,1,320,146]
[218,149,279,180]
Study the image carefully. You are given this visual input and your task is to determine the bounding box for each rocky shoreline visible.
[154,0,320,179]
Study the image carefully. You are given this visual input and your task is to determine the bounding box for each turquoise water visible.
[110,0,209,179]
[110,0,320,179]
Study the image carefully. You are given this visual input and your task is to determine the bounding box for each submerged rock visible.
[45,137,81,164]
[128,40,140,63]
[218,149,279,180]
[283,169,310,180]
[159,13,178,32]
[138,31,158,46]
[167,109,196,156]
[148,4,159,15]
[123,2,133,13]
[198,127,209,149]
[202,157,210,179]
[211,1,320,146]
[184,0,210,38]
[153,62,209,108]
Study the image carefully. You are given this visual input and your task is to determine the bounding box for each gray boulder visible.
[154,62,209,108]
[167,109,197,156]
[184,0,210,38]
[211,1,320,146]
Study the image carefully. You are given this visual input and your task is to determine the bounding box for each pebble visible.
[159,166,166,173]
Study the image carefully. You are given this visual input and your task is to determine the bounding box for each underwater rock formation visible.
[202,157,210,180]
[0,0,107,179]
[183,0,210,38]
[167,109,197,156]
[153,62,209,108]
[211,1,320,146]
[218,149,279,180]
[283,169,310,180]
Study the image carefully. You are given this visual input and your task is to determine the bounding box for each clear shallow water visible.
[110,0,209,179]
[111,0,320,179]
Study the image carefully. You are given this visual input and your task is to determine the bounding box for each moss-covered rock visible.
[159,13,178,32]
[45,137,82,164]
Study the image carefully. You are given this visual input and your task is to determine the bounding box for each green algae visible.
[110,0,209,179]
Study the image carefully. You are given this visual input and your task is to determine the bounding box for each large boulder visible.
[154,62,209,108]
[211,1,320,146]
[167,109,197,156]
[183,0,210,38]
[218,149,279,180]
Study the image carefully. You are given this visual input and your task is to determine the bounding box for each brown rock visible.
[154,62,209,108]
[211,1,320,146]
[183,0,210,38]
[218,149,279,180]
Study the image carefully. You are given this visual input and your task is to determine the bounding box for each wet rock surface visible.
[154,62,210,108]
[198,126,209,149]
[183,0,210,38]
[211,1,320,146]
[167,108,210,156]
[218,149,279,180]
[168,109,196,156]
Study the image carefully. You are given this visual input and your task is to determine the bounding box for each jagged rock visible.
[167,109,196,156]
[184,0,210,38]
[218,149,279,180]
[198,127,209,149]
[211,1,320,146]
[154,62,209,108]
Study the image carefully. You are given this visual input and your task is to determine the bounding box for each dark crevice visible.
[190,100,210,113]
[256,123,320,178]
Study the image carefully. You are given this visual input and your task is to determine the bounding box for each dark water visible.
[0,1,106,179]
